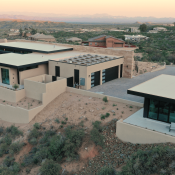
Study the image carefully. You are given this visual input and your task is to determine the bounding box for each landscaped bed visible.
[0,97,42,110]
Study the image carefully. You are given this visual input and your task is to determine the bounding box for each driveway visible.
[88,66,175,103]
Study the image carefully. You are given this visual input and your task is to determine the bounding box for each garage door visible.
[102,66,118,84]
[91,71,100,88]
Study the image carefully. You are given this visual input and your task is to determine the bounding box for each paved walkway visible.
[89,66,175,103]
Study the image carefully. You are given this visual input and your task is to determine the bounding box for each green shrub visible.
[28,128,42,140]
[97,166,117,175]
[103,96,108,103]
[92,121,103,132]
[0,126,4,135]
[55,118,60,123]
[63,127,85,158]
[9,142,24,154]
[113,104,117,106]
[29,138,37,145]
[101,114,106,120]
[39,159,62,175]
[33,147,48,164]
[90,128,104,147]
[33,123,40,129]
[1,135,12,145]
[48,135,65,161]
[106,113,110,118]
[39,130,56,144]
[13,84,19,90]
[61,121,67,125]
[6,125,23,137]
[3,156,15,167]
[129,106,133,108]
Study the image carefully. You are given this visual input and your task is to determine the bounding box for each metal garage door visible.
[91,71,100,88]
[102,66,118,84]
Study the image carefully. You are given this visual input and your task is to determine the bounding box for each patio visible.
[124,108,175,137]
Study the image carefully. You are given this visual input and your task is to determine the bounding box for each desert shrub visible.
[3,156,15,167]
[6,125,23,137]
[120,146,175,175]
[90,128,104,147]
[63,127,85,158]
[1,135,12,145]
[92,121,103,132]
[39,159,62,175]
[55,118,60,123]
[33,123,40,129]
[61,121,67,125]
[97,166,117,175]
[103,96,108,103]
[48,135,65,161]
[28,128,42,140]
[9,142,24,155]
[0,143,9,156]
[33,147,48,164]
[106,113,110,118]
[101,114,106,120]
[39,130,56,144]
[29,138,37,145]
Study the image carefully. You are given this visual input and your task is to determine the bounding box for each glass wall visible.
[1,68,10,85]
[148,99,175,123]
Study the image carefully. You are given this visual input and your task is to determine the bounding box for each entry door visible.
[55,66,60,77]
[120,64,123,78]
[1,68,10,85]
[74,69,79,84]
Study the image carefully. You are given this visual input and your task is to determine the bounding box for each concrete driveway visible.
[88,66,175,103]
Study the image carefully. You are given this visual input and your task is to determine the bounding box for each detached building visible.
[82,35,125,48]
[28,33,56,42]
[66,37,82,44]
[153,27,168,32]
[125,35,149,41]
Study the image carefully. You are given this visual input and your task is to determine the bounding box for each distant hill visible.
[0,13,175,23]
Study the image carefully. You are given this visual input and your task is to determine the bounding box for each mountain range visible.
[0,13,175,23]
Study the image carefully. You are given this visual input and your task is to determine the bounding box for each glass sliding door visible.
[169,104,175,123]
[158,101,169,122]
[148,99,159,120]
[1,68,10,85]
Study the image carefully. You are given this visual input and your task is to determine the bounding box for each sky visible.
[1,0,175,18]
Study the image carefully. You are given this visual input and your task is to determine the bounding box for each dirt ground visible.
[0,92,141,174]
[133,61,162,76]
[0,97,42,109]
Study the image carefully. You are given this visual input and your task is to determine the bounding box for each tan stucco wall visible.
[116,119,175,144]
[0,104,29,123]
[19,64,48,85]
[24,79,46,101]
[0,66,18,86]
[67,87,143,107]
[0,87,25,103]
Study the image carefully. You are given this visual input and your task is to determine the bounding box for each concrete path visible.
[89,66,175,103]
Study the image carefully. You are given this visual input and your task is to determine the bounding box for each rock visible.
[85,147,88,150]
[79,116,85,119]
[89,109,94,112]
[79,107,83,110]
[41,159,46,165]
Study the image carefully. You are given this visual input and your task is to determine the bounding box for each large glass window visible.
[148,99,159,120]
[158,101,169,122]
[169,104,175,123]
[1,68,10,85]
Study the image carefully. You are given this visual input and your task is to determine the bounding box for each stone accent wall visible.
[15,40,134,78]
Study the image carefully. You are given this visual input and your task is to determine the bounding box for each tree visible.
[139,24,147,32]
[19,28,23,36]
[31,28,37,35]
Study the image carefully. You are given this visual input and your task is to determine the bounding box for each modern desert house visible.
[117,74,175,144]
[0,40,134,123]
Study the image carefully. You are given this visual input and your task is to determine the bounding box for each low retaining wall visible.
[66,87,143,107]
[151,65,166,72]
[116,119,175,144]
[0,87,25,103]
[0,78,67,124]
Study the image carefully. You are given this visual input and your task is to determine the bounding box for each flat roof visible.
[128,74,175,103]
[0,51,87,68]
[0,42,73,53]
[51,53,123,66]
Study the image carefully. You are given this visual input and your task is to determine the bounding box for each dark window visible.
[55,66,60,77]
[169,104,175,123]
[52,76,57,82]
[1,68,10,85]
[74,69,79,84]
[67,77,73,87]
[91,71,100,88]
[148,99,159,120]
